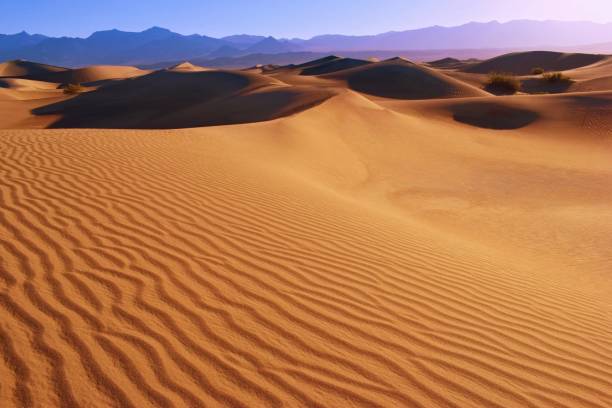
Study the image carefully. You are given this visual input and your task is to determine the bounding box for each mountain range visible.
[1,20,611,67]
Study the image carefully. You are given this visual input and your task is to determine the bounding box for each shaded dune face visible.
[299,58,371,76]
[32,70,334,129]
[519,77,574,94]
[451,102,539,130]
[427,57,462,68]
[295,55,342,69]
[327,60,487,99]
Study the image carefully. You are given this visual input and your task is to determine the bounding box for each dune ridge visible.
[0,60,149,86]
[0,60,68,78]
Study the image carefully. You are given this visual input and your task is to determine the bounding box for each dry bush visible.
[486,72,521,94]
[542,72,572,83]
[63,83,84,94]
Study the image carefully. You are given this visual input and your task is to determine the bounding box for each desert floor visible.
[0,54,611,407]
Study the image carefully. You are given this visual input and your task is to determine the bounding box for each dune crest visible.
[168,61,208,72]
[0,59,68,78]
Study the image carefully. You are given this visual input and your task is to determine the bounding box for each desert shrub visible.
[63,83,84,94]
[542,72,571,83]
[531,67,545,75]
[486,72,521,94]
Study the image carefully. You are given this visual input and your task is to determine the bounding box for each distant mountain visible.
[1,20,611,68]
[0,31,47,52]
[111,33,225,64]
[222,34,267,49]
[300,20,612,51]
[245,37,300,54]
[207,45,243,58]
[0,27,225,66]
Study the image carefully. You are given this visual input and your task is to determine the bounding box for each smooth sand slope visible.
[0,60,148,84]
[168,62,209,72]
[0,56,611,407]
[0,60,68,78]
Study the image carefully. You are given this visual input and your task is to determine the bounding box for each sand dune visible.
[0,77,59,91]
[31,69,334,128]
[295,55,343,68]
[324,57,489,99]
[0,60,68,78]
[464,51,607,75]
[50,65,149,85]
[298,57,372,76]
[0,55,611,407]
[426,57,463,68]
[168,62,208,72]
[444,54,612,95]
[0,60,149,86]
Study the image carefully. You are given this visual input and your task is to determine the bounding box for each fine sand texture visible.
[0,55,611,407]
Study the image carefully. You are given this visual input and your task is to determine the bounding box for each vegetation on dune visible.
[542,72,572,83]
[485,72,521,94]
[63,83,84,94]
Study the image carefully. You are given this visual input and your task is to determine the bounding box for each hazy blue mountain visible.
[0,31,47,52]
[1,21,611,67]
[111,34,226,64]
[0,27,227,66]
[301,20,612,51]
[7,37,92,65]
[207,44,243,58]
[245,37,301,54]
[222,34,267,49]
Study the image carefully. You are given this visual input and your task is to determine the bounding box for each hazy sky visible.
[2,0,611,38]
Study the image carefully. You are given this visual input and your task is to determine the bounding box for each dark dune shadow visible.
[334,61,484,100]
[300,58,371,76]
[32,70,334,129]
[520,78,574,94]
[451,102,539,130]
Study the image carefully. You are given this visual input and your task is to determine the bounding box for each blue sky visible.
[2,0,611,38]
